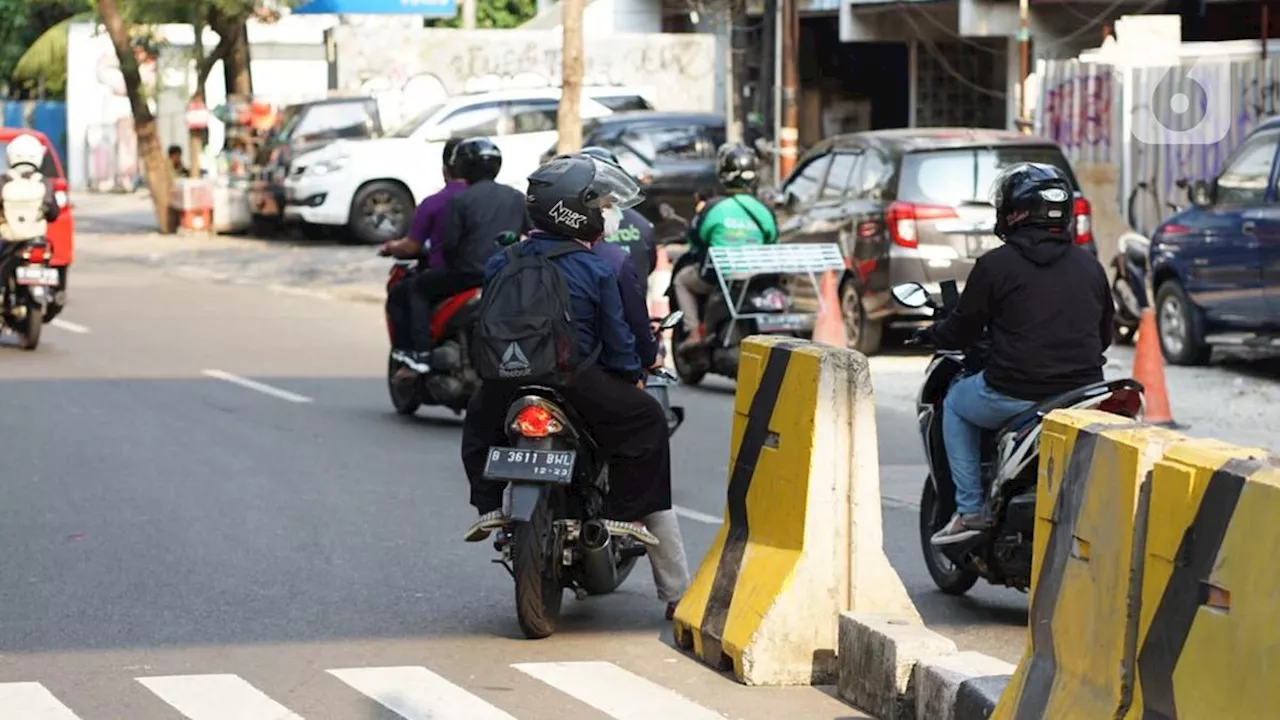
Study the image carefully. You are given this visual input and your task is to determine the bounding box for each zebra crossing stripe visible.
[136,674,303,720]
[328,666,517,720]
[0,682,82,719]
[512,661,726,719]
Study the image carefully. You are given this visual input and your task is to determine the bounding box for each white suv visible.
[282,87,653,244]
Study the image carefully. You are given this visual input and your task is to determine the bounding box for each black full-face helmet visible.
[442,137,463,177]
[526,155,643,241]
[451,137,502,183]
[716,142,758,190]
[579,145,621,167]
[990,162,1073,240]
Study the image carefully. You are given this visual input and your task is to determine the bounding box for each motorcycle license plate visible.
[756,313,810,332]
[14,265,57,286]
[966,234,1002,258]
[483,447,575,484]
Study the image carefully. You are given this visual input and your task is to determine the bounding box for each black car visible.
[249,96,382,233]
[773,128,1095,354]
[541,111,725,226]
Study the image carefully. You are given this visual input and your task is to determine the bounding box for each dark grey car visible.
[773,128,1094,354]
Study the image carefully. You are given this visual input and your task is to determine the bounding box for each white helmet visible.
[7,133,45,169]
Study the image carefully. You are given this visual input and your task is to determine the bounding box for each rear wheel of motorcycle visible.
[671,326,707,386]
[386,355,422,416]
[17,305,41,351]
[919,480,979,596]
[513,495,563,639]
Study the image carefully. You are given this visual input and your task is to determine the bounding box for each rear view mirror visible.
[891,282,931,309]
[1190,179,1214,208]
[658,310,684,329]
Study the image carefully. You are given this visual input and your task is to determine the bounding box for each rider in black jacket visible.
[917,162,1112,546]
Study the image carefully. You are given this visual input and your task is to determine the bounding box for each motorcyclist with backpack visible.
[673,142,778,351]
[459,154,689,618]
[397,137,530,376]
[911,163,1112,546]
[0,133,60,238]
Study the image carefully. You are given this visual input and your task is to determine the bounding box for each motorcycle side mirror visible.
[495,231,521,247]
[1189,179,1214,208]
[658,310,684,330]
[891,282,932,309]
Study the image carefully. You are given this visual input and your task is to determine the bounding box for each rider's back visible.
[973,227,1110,401]
[696,194,777,248]
[0,168,48,242]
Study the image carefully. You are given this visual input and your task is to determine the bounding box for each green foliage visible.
[425,0,536,30]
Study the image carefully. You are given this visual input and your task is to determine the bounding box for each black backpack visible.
[472,241,600,383]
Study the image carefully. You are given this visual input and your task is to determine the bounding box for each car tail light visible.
[1099,387,1143,418]
[514,405,561,438]
[53,178,68,209]
[1073,197,1092,246]
[1159,224,1192,237]
[886,201,957,249]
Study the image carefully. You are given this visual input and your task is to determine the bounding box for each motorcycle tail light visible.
[515,405,561,438]
[22,246,45,263]
[754,288,788,311]
[1099,387,1143,418]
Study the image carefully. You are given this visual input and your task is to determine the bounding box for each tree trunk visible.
[220,20,253,97]
[97,0,175,234]
[556,0,585,154]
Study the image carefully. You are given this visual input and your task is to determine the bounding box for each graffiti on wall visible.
[332,27,717,128]
[1041,71,1114,155]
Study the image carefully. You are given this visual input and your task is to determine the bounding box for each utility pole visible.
[557,0,585,153]
[462,0,477,29]
[778,0,799,179]
[1017,0,1030,130]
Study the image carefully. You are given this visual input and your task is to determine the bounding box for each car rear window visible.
[0,140,62,179]
[593,95,654,112]
[897,146,1079,206]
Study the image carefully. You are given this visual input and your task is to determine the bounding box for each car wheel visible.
[840,281,882,355]
[349,182,413,246]
[1155,281,1212,366]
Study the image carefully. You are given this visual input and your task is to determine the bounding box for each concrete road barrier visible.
[1129,440,1280,718]
[993,410,1184,719]
[671,335,919,686]
[990,409,1279,719]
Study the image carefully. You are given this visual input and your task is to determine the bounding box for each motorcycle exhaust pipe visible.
[577,519,618,595]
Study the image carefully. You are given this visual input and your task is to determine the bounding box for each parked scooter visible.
[482,312,685,639]
[1110,232,1149,344]
[893,280,1145,595]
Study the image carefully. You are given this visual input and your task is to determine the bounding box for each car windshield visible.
[897,146,1080,206]
[271,105,305,142]
[389,104,445,138]
[0,141,60,178]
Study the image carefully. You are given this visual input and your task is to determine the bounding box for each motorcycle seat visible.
[995,378,1144,437]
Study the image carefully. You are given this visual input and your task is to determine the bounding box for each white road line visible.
[513,661,725,720]
[201,369,313,404]
[328,666,517,720]
[674,505,722,525]
[49,319,90,334]
[0,682,83,719]
[136,675,302,720]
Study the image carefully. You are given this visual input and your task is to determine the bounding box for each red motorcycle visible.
[384,261,483,415]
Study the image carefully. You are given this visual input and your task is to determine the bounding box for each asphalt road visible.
[0,255,1028,719]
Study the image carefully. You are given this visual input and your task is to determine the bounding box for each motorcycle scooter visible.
[1110,232,1149,345]
[481,312,686,639]
[894,281,1145,595]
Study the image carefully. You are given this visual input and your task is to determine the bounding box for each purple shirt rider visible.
[408,179,467,269]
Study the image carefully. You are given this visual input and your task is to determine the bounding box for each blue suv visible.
[1149,119,1280,365]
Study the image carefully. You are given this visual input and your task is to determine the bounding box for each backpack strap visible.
[539,242,591,259]
[730,196,774,242]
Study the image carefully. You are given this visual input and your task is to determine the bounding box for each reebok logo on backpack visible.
[472,242,599,382]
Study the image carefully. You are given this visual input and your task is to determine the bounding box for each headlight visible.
[306,157,348,176]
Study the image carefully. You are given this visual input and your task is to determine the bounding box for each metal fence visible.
[1037,56,1280,237]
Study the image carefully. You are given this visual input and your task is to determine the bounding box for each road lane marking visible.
[201,369,313,404]
[49,319,89,333]
[0,682,82,719]
[674,505,722,525]
[328,666,517,720]
[513,661,724,720]
[136,675,302,720]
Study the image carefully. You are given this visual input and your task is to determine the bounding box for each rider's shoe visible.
[464,509,508,542]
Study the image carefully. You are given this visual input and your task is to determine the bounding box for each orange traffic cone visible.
[1133,307,1178,427]
[812,270,847,347]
